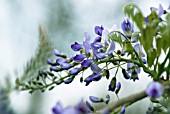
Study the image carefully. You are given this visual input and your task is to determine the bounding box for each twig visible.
[94,90,147,113]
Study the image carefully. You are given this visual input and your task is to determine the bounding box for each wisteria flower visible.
[121,19,134,36]
[146,82,164,98]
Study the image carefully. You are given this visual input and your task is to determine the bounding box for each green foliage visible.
[20,25,53,82]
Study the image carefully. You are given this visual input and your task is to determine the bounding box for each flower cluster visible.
[16,3,170,114]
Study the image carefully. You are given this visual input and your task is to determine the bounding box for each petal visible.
[50,66,61,72]
[83,41,90,55]
[52,102,63,114]
[101,29,109,43]
[81,59,92,68]
[90,64,101,74]
[47,58,54,65]
[120,106,126,114]
[69,68,81,75]
[63,77,74,84]
[89,96,104,103]
[76,100,89,113]
[73,54,85,62]
[61,63,72,70]
[158,4,164,18]
[94,51,106,59]
[95,25,104,36]
[107,42,115,54]
[84,32,90,43]
[86,101,94,112]
[71,42,83,51]
[146,82,164,98]
[56,58,68,65]
[54,49,62,56]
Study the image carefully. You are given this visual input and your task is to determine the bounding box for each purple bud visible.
[146,82,164,98]
[95,25,104,36]
[90,64,101,74]
[62,107,79,114]
[76,100,89,113]
[86,101,94,112]
[50,66,61,72]
[84,74,102,86]
[145,16,149,24]
[115,82,121,94]
[54,49,62,56]
[52,102,63,114]
[106,94,110,100]
[61,63,72,70]
[73,54,85,62]
[121,19,134,35]
[81,59,92,68]
[63,77,74,84]
[69,68,81,75]
[47,58,54,65]
[56,58,68,65]
[71,42,83,51]
[120,106,126,114]
[89,96,104,103]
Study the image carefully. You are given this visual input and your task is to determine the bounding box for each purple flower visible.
[73,54,85,62]
[50,66,61,72]
[62,107,79,114]
[47,58,54,65]
[127,63,140,81]
[95,25,104,36]
[75,100,89,113]
[134,44,145,57]
[107,42,115,54]
[146,82,164,98]
[150,4,166,18]
[121,19,134,36]
[115,82,121,94]
[86,101,94,112]
[69,68,81,75]
[81,59,92,68]
[56,58,68,65]
[158,4,164,18]
[94,36,101,42]
[120,106,126,114]
[84,74,102,86]
[71,42,83,51]
[105,94,110,104]
[63,77,74,84]
[89,96,104,103]
[90,64,101,74]
[52,102,63,114]
[145,16,149,24]
[61,63,73,70]
[54,49,62,57]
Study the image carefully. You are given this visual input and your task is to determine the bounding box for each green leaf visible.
[123,40,133,53]
[109,33,123,46]
[147,48,157,67]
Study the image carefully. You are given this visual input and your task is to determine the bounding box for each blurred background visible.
[0,0,170,114]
